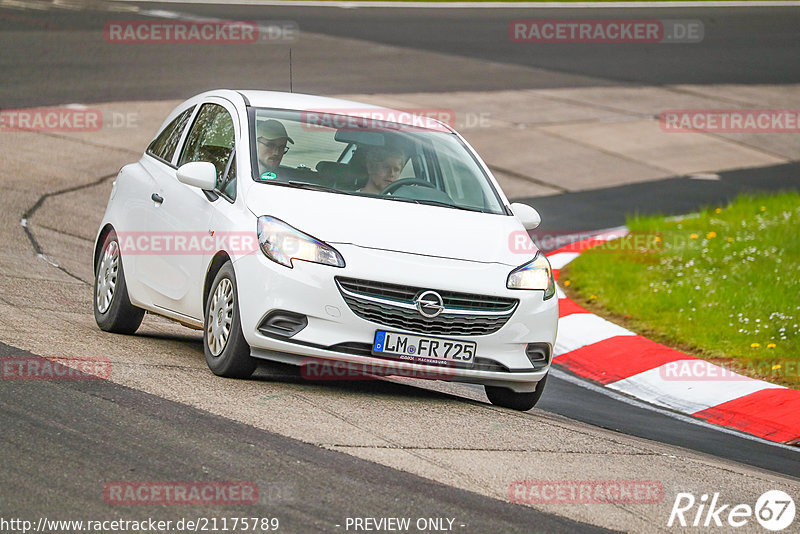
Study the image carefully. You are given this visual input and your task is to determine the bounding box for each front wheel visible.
[485,374,548,411]
[203,262,256,379]
[93,230,145,334]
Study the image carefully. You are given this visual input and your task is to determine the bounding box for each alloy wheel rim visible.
[207,278,234,356]
[96,240,119,314]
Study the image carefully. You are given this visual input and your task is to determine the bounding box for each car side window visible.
[146,106,195,164]
[178,103,236,199]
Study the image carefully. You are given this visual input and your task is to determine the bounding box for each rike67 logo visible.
[668,490,795,531]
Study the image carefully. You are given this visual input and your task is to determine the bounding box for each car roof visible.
[234,90,453,133]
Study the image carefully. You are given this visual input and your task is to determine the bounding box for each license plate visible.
[372,330,476,365]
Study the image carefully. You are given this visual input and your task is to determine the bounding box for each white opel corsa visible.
[94,90,558,410]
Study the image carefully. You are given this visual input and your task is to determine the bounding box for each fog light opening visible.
[525,343,552,368]
[258,310,308,338]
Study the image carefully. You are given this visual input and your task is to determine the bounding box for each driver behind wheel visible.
[358,145,408,195]
[256,119,294,178]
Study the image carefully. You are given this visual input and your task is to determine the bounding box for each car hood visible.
[245,185,534,266]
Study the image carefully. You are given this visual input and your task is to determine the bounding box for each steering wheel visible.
[380,178,436,196]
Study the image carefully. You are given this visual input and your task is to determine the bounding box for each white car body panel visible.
[95,89,558,393]
[244,187,527,266]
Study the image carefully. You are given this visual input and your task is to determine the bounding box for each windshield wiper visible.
[383,196,492,213]
[264,180,348,195]
[383,196,422,205]
[409,199,492,213]
[287,181,343,193]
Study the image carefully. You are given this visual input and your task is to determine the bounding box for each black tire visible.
[93,230,145,334]
[485,374,548,411]
[203,262,256,379]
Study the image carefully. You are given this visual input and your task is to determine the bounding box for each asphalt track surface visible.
[528,161,800,233]
[1,342,610,533]
[145,3,800,85]
[2,1,800,530]
[2,4,799,106]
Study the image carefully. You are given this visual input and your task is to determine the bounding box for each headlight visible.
[257,216,345,268]
[507,252,555,299]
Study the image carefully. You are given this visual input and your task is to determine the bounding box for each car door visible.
[121,104,196,309]
[144,100,239,320]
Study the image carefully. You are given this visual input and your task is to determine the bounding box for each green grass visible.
[562,191,800,387]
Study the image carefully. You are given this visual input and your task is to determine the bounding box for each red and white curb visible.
[545,229,800,445]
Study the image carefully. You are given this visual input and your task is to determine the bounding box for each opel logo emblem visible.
[415,290,444,318]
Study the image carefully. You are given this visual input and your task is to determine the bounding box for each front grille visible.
[335,277,517,336]
[336,277,516,312]
[473,357,511,372]
[328,342,373,357]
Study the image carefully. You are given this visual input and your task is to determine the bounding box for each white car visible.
[93,90,558,410]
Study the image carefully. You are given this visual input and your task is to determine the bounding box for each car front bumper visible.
[233,244,558,392]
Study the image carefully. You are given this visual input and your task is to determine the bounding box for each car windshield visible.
[248,108,507,215]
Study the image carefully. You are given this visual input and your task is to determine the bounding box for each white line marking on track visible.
[554,313,635,355]
[547,252,580,270]
[607,362,784,414]
[36,253,60,268]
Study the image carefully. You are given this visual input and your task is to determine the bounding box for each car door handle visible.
[151,193,164,204]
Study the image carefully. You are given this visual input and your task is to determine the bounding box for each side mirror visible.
[177,162,217,190]
[510,202,541,230]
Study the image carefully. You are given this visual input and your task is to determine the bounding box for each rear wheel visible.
[93,231,145,334]
[203,262,256,378]
[485,374,548,411]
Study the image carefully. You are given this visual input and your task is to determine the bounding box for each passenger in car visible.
[358,145,408,194]
[256,119,294,178]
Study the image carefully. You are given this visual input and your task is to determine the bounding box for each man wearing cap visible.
[256,119,294,177]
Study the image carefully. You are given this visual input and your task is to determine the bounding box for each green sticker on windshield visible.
[260,171,277,180]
